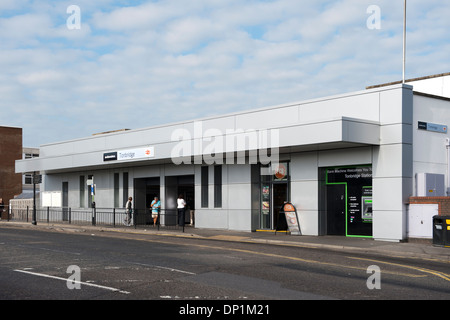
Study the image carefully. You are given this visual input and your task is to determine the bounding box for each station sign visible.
[32,174,42,184]
[103,147,155,162]
[418,121,447,134]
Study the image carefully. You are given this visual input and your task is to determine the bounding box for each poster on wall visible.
[261,184,270,215]
[281,202,301,235]
[42,192,62,207]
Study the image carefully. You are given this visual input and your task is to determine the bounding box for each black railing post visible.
[92,202,96,226]
[47,207,50,224]
[113,208,116,227]
[157,211,160,231]
[69,207,72,224]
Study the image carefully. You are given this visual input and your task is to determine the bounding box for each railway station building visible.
[16,74,450,242]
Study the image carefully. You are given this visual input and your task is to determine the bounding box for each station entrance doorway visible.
[133,177,160,218]
[165,175,195,226]
[259,162,290,231]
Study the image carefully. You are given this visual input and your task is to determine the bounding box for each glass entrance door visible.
[259,162,290,230]
[273,183,288,230]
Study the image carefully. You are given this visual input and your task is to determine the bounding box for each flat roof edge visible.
[38,85,404,148]
[413,91,450,102]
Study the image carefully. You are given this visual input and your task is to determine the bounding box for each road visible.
[0,225,449,303]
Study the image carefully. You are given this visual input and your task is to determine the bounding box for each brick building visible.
[0,126,23,214]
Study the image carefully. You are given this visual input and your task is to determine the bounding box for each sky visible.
[1,0,449,147]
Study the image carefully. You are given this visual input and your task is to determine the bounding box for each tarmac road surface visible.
[0,224,449,303]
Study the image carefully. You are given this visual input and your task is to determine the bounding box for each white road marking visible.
[131,262,196,275]
[14,269,130,294]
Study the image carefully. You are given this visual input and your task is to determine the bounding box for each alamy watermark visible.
[367,5,381,30]
[366,265,381,290]
[170,121,280,175]
[65,4,382,31]
[66,5,81,30]
[67,265,81,290]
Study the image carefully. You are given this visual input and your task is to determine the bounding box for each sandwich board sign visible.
[281,202,301,235]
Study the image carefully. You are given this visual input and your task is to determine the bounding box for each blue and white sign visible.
[103,147,155,162]
[118,147,155,161]
[418,121,447,133]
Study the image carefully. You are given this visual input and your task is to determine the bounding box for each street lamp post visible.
[402,0,407,84]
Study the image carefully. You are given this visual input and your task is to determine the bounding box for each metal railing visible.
[2,207,191,232]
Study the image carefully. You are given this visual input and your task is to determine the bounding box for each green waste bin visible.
[433,216,450,247]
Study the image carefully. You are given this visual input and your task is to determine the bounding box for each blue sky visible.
[1,0,449,147]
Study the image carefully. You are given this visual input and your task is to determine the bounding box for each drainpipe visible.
[447,138,450,196]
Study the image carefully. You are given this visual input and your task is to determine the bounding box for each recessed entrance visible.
[134,177,160,224]
[259,162,290,231]
[319,165,373,237]
[165,175,195,226]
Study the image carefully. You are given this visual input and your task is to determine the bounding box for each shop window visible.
[25,174,33,185]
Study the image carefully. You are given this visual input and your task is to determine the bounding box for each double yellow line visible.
[348,256,450,282]
[130,235,448,281]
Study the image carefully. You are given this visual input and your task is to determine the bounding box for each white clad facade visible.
[16,82,450,242]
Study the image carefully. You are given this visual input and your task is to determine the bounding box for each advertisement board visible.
[281,202,301,235]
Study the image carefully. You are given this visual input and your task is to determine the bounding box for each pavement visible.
[2,220,450,262]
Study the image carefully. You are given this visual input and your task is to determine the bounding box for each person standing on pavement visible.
[150,196,161,226]
[177,194,186,227]
[125,196,133,226]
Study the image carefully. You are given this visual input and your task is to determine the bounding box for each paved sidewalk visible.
[2,220,450,262]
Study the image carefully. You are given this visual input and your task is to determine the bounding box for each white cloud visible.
[0,0,449,147]
[0,0,30,11]
[0,13,53,41]
[16,70,65,85]
[92,1,186,32]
